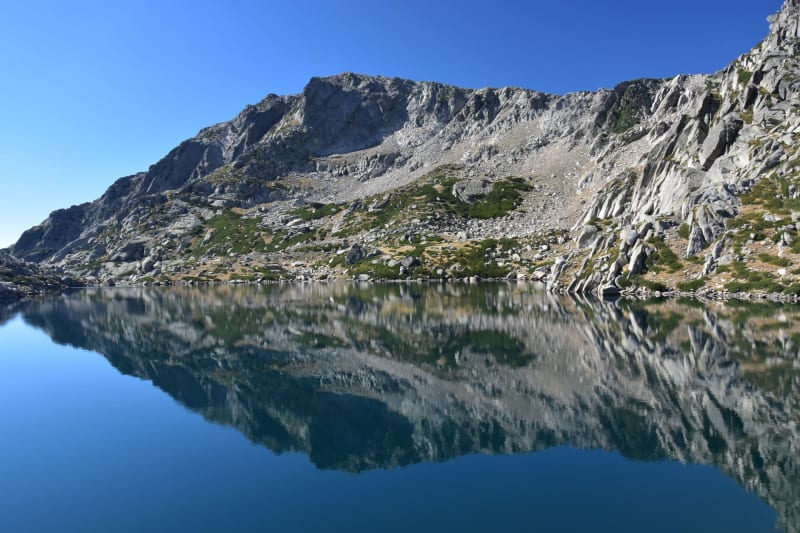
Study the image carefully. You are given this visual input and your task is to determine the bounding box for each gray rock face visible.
[599,284,620,297]
[140,256,156,273]
[620,228,639,248]
[13,205,87,263]
[109,239,147,263]
[700,115,744,170]
[400,255,420,269]
[452,179,491,203]
[577,225,600,249]
[627,243,648,276]
[345,244,366,265]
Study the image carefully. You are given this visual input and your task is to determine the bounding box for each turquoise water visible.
[0,284,795,532]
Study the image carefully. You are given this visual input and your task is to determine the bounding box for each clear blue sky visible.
[0,0,783,248]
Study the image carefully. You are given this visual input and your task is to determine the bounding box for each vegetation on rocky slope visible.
[80,166,566,285]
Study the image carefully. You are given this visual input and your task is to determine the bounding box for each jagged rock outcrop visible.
[12,283,800,531]
[569,0,800,293]
[0,250,80,300]
[5,1,800,295]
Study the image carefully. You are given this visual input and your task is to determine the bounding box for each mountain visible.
[14,284,800,531]
[8,0,800,295]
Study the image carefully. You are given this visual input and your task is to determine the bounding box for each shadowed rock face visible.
[9,283,800,531]
[9,1,800,295]
[0,250,78,300]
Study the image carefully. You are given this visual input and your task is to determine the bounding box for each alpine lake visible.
[1,282,798,532]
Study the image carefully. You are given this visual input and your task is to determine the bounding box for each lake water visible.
[0,283,797,532]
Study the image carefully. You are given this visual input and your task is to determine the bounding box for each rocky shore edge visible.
[24,274,797,305]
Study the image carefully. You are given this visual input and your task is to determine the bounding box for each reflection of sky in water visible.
[0,284,795,532]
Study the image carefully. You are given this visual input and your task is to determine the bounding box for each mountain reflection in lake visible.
[3,283,799,532]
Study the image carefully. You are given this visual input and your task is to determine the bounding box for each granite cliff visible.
[7,1,800,295]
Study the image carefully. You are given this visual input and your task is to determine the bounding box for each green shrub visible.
[268,229,315,251]
[621,275,669,292]
[613,103,639,133]
[193,210,269,256]
[726,281,780,293]
[348,261,403,280]
[641,280,670,292]
[288,203,342,221]
[645,237,682,273]
[441,239,513,278]
[757,253,791,267]
[676,277,707,292]
[466,178,531,219]
[737,69,753,85]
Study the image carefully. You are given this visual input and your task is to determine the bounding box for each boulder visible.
[627,243,647,276]
[577,225,600,249]
[620,228,639,248]
[141,256,156,273]
[686,226,708,257]
[452,179,492,203]
[345,244,366,265]
[599,284,620,298]
[609,259,623,278]
[401,255,421,269]
[700,114,744,170]
[110,239,148,263]
[531,269,548,281]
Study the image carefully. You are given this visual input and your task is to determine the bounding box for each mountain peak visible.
[9,2,800,298]
[769,0,800,43]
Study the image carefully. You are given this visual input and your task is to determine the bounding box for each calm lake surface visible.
[0,283,797,532]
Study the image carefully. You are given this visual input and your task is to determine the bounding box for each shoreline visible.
[5,276,800,305]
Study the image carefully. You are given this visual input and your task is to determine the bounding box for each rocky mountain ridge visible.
[6,0,800,295]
